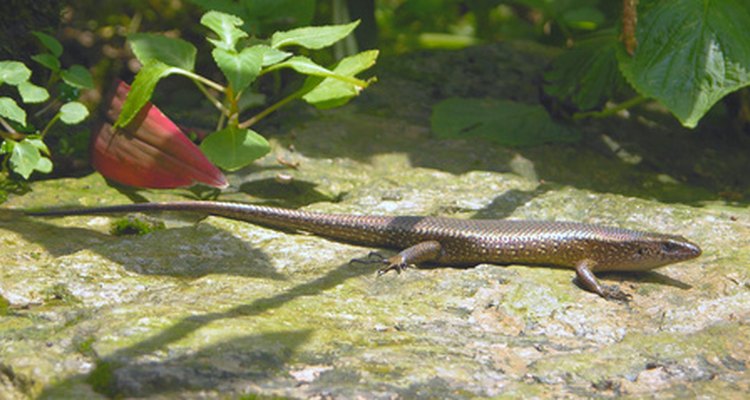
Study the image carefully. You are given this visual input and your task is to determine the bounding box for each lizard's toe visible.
[601,285,632,303]
[377,255,410,276]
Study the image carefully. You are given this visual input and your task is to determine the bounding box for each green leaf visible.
[115,62,179,128]
[0,97,26,125]
[61,65,94,89]
[0,139,12,154]
[8,137,52,179]
[545,32,627,110]
[200,126,270,171]
[32,53,61,72]
[200,10,248,51]
[270,56,335,76]
[18,81,50,103]
[430,98,581,147]
[255,45,292,66]
[271,20,359,49]
[187,0,315,34]
[59,102,89,124]
[618,0,750,128]
[25,135,50,155]
[303,50,379,109]
[211,46,263,94]
[32,31,63,57]
[0,61,31,86]
[128,33,197,71]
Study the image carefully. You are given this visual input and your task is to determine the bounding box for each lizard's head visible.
[611,233,702,271]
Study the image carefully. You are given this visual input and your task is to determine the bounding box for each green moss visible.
[0,293,10,316]
[109,215,165,236]
[75,336,96,357]
[43,283,81,305]
[237,394,292,400]
[86,360,117,398]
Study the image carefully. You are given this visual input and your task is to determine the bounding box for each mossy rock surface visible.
[1,42,748,399]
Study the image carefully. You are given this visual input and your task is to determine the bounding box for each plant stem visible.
[34,98,60,118]
[238,88,305,129]
[572,96,648,120]
[0,130,25,141]
[192,80,230,115]
[0,117,24,140]
[40,113,61,138]
[176,70,225,92]
[216,111,226,131]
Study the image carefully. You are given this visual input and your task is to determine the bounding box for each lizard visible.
[27,201,702,300]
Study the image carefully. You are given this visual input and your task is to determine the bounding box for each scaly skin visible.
[28,201,702,300]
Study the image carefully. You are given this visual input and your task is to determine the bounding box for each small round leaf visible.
[18,81,50,103]
[0,61,31,86]
[59,102,89,124]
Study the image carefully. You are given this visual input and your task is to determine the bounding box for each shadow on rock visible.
[37,261,376,398]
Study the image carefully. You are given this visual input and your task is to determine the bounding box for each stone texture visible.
[1,42,748,399]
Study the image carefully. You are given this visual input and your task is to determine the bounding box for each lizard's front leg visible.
[575,260,631,302]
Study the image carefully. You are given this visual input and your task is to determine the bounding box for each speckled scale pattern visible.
[206,202,667,269]
[32,201,697,272]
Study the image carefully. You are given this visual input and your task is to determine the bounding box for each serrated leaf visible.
[61,65,94,89]
[59,102,89,124]
[431,98,581,147]
[271,20,359,49]
[32,53,61,72]
[18,81,49,103]
[212,46,262,94]
[115,62,179,128]
[8,138,52,179]
[618,0,750,128]
[303,50,379,108]
[32,31,63,57]
[128,33,197,71]
[201,10,248,51]
[200,126,270,171]
[0,97,26,125]
[545,32,627,110]
[0,61,31,86]
[255,45,292,66]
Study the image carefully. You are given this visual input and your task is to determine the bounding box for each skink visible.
[28,201,702,300]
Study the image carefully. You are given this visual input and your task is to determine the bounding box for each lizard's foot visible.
[376,257,411,276]
[351,241,442,277]
[600,284,632,303]
[348,252,410,275]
